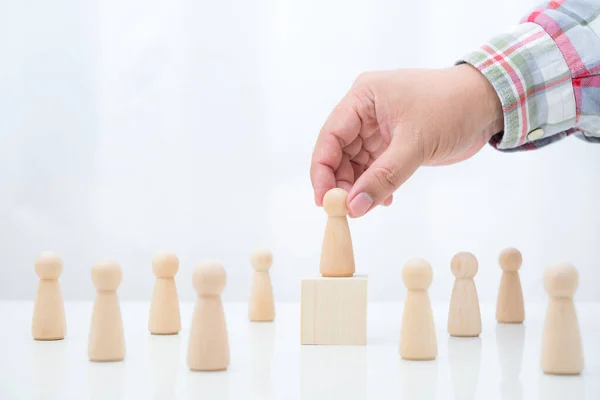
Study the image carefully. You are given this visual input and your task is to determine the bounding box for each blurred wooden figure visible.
[32,252,66,340]
[88,261,125,362]
[541,263,584,375]
[320,188,355,277]
[496,248,525,323]
[249,249,275,322]
[399,258,437,360]
[149,251,181,335]
[188,262,229,371]
[448,252,481,337]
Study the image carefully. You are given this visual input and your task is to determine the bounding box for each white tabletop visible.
[0,301,598,400]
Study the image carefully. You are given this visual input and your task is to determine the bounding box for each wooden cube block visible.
[301,275,367,345]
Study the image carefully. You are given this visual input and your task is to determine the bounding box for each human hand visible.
[310,65,503,217]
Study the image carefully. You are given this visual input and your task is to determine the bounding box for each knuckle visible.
[372,165,400,191]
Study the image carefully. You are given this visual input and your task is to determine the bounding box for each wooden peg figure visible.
[32,252,66,340]
[541,263,584,375]
[249,249,275,322]
[496,248,525,323]
[188,262,230,371]
[320,188,355,277]
[149,251,181,335]
[88,261,125,362]
[448,252,481,337]
[399,258,437,360]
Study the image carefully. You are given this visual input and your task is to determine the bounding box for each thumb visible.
[347,138,422,218]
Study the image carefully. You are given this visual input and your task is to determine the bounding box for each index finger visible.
[310,95,362,205]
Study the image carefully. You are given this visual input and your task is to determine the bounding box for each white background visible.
[1,0,599,303]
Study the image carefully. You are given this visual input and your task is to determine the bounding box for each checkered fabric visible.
[460,0,600,151]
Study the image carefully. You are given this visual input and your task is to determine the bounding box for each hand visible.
[310,65,503,217]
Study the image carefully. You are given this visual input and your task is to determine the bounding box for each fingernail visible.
[348,192,374,217]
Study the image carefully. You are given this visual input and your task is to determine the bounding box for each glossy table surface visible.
[0,301,598,400]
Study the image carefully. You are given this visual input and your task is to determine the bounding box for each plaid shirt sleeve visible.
[459,0,600,152]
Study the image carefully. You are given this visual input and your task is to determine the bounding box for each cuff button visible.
[527,128,544,141]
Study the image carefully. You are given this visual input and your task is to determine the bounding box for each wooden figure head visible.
[91,261,122,292]
[251,249,272,272]
[152,251,179,278]
[402,258,433,290]
[544,263,578,298]
[193,262,226,296]
[323,188,349,217]
[451,252,478,278]
[35,251,63,280]
[499,248,522,272]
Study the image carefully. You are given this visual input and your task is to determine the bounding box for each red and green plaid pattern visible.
[461,0,600,152]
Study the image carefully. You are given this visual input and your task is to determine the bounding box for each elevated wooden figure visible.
[149,251,181,335]
[496,247,525,323]
[399,258,437,360]
[541,263,584,375]
[88,261,125,362]
[32,252,66,341]
[301,276,367,345]
[448,252,482,337]
[249,249,275,322]
[188,262,230,371]
[320,188,355,277]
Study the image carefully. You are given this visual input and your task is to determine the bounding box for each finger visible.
[362,133,384,152]
[383,194,393,206]
[351,149,370,166]
[347,137,422,218]
[311,95,363,206]
[351,160,365,181]
[343,136,363,159]
[335,154,355,190]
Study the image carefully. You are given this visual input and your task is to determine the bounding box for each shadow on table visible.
[399,357,438,400]
[148,333,181,400]
[187,369,229,400]
[496,323,525,400]
[87,361,125,400]
[538,374,585,400]
[448,336,481,400]
[32,339,67,400]
[301,345,367,400]
[248,321,275,400]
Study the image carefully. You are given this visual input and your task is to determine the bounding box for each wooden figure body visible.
[149,251,181,335]
[320,188,355,277]
[32,252,66,340]
[188,262,229,371]
[448,252,481,337]
[541,263,583,375]
[88,261,125,362]
[496,248,525,323]
[249,249,275,322]
[399,259,437,360]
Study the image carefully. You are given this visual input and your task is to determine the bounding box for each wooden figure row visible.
[398,251,584,375]
[31,248,276,371]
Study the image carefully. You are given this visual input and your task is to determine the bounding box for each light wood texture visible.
[448,252,481,337]
[88,261,125,362]
[148,251,181,335]
[541,263,584,375]
[319,188,355,277]
[249,249,275,322]
[32,252,66,341]
[496,247,525,323]
[188,262,230,371]
[301,276,367,345]
[399,259,437,360]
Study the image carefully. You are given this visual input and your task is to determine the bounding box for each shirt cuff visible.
[458,22,577,152]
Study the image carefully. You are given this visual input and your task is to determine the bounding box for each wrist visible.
[458,64,504,138]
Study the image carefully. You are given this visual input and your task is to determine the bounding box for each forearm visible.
[459,0,600,152]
